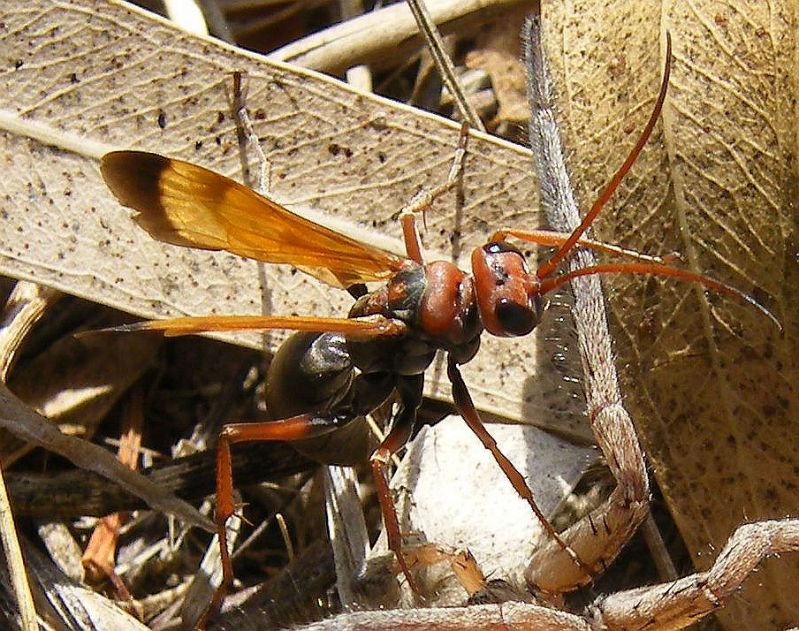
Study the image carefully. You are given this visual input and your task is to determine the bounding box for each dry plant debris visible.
[0,0,796,630]
[539,3,798,628]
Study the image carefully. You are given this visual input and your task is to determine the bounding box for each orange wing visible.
[106,314,408,338]
[101,151,407,288]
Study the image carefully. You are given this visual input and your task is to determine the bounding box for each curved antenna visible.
[536,32,673,280]
[537,262,781,331]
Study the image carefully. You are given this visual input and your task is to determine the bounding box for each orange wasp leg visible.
[400,213,425,265]
[208,414,354,621]
[397,121,470,239]
[446,356,595,578]
[210,379,428,614]
[368,374,426,597]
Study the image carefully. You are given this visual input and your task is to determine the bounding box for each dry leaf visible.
[0,382,211,531]
[2,331,159,465]
[541,1,798,627]
[0,281,62,381]
[465,10,530,130]
[0,0,590,439]
[1,539,150,631]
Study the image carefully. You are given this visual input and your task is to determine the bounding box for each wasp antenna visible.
[536,32,673,280]
[736,293,783,332]
[537,261,782,332]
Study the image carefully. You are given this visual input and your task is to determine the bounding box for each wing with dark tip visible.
[101,151,407,288]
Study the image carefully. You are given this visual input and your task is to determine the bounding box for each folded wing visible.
[101,151,407,288]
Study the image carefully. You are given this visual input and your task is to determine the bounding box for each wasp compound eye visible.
[495,298,537,336]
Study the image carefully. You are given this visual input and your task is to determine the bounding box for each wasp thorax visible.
[417,261,481,360]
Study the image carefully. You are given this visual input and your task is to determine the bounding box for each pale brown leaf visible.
[0,0,589,439]
[541,1,798,627]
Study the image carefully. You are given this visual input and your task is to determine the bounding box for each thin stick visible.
[231,71,270,196]
[406,0,485,131]
[268,0,525,74]
[231,70,276,358]
[196,0,236,43]
[340,0,374,92]
[0,460,37,630]
[641,511,678,581]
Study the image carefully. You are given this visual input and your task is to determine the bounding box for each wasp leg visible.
[207,413,349,623]
[369,373,425,598]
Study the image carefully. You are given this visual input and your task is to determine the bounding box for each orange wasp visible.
[100,33,775,617]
